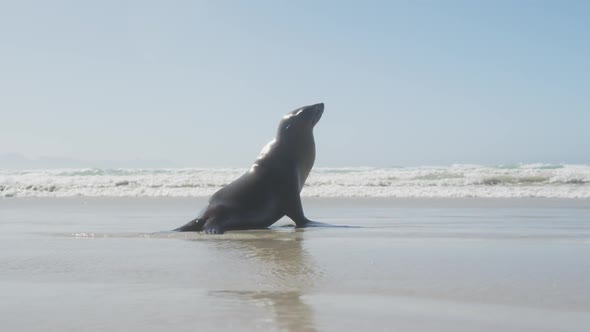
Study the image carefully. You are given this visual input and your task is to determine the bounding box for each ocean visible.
[1,164,589,198]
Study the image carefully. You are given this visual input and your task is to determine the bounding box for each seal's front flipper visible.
[283,168,317,227]
[173,218,205,232]
[284,193,314,227]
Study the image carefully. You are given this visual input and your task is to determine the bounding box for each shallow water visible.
[1,198,589,331]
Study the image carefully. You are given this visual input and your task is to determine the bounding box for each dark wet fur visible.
[174,103,325,234]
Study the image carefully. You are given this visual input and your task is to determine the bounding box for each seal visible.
[174,103,324,234]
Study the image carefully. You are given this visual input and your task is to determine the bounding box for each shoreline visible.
[2,196,590,209]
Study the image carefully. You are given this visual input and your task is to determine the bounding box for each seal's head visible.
[278,103,324,138]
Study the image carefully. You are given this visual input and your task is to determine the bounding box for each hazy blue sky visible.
[1,1,589,167]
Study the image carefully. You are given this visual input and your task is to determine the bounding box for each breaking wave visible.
[1,164,590,198]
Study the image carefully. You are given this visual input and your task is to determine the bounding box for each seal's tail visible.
[173,218,206,232]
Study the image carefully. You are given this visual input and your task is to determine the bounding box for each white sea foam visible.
[1,164,590,198]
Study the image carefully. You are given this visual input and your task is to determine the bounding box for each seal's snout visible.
[283,103,324,127]
[311,103,324,126]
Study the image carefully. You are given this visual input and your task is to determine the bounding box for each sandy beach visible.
[3,0,589,330]
[1,197,589,331]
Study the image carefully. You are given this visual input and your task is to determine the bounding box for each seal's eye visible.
[284,124,291,130]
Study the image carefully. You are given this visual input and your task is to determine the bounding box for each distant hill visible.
[0,153,179,169]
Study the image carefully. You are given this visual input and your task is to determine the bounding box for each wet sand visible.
[1,197,589,331]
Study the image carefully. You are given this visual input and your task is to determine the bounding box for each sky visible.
[1,0,589,167]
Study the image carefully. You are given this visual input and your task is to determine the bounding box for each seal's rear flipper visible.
[173,218,205,232]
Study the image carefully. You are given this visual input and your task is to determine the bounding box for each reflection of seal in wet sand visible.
[214,290,316,332]
[206,230,319,332]
[174,103,325,234]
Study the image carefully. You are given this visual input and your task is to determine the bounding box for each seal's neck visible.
[295,135,315,187]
